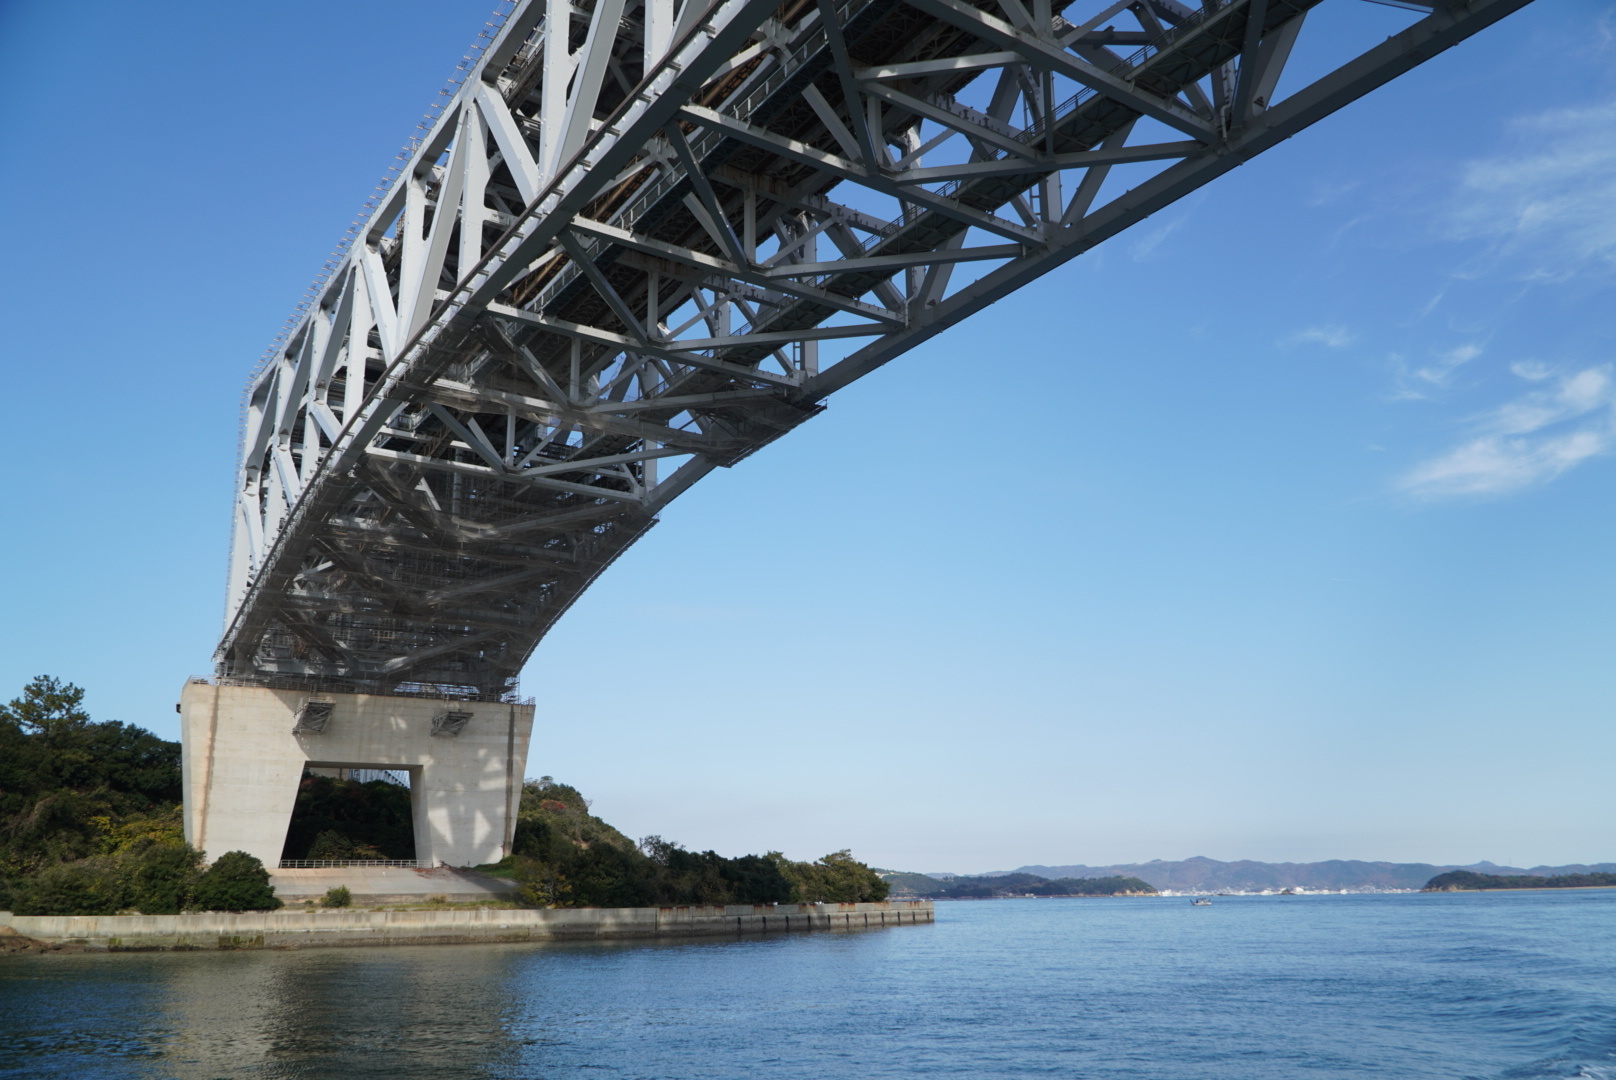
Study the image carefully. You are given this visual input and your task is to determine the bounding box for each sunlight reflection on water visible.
[4,891,1616,1079]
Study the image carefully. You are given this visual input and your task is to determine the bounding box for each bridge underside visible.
[218,0,1533,699]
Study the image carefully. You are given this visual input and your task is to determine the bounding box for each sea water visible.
[3,889,1614,1079]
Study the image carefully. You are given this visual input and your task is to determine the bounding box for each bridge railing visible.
[278,860,426,869]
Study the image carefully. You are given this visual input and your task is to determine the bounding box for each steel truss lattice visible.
[221,0,1535,698]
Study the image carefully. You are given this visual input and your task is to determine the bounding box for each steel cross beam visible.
[219,0,1537,698]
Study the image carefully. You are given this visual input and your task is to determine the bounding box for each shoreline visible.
[0,900,933,953]
[1422,884,1616,894]
[900,886,1616,901]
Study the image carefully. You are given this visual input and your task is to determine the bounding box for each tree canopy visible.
[493,778,888,908]
[0,676,184,889]
[0,675,264,915]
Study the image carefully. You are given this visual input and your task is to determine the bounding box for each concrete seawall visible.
[0,901,933,951]
[268,865,520,906]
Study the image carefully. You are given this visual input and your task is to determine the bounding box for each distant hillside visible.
[882,871,1155,899]
[1425,870,1616,892]
[878,871,946,897]
[981,857,1616,894]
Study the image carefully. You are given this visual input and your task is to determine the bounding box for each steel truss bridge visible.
[220,0,1532,699]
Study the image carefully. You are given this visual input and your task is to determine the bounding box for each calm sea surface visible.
[3,890,1615,1079]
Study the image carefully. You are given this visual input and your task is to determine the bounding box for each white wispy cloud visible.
[1285,325,1354,348]
[1307,177,1363,207]
[1447,101,1616,282]
[1391,343,1484,400]
[1399,366,1616,498]
[1597,10,1616,49]
[1129,213,1188,261]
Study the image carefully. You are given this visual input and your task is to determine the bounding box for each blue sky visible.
[2,1,1613,873]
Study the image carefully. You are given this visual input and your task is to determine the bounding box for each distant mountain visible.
[985,857,1616,893]
[881,872,1156,899]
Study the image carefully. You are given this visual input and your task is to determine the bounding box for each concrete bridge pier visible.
[179,682,535,870]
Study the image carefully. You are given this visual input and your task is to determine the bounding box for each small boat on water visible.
[1191,898,1212,906]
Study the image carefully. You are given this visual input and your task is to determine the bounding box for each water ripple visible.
[3,891,1616,1079]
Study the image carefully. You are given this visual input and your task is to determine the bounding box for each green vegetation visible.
[322,885,353,908]
[1424,870,1616,892]
[882,871,1157,899]
[0,676,886,915]
[0,675,183,883]
[187,851,282,912]
[0,675,280,915]
[281,775,415,861]
[482,777,889,908]
[7,841,281,916]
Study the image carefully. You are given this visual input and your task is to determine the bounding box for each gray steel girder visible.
[219,0,1536,698]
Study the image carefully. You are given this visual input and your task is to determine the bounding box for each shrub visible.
[307,830,353,861]
[125,842,203,914]
[321,885,352,908]
[10,858,127,916]
[94,806,186,856]
[4,839,204,915]
[1,790,107,877]
[513,856,573,908]
[191,851,281,912]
